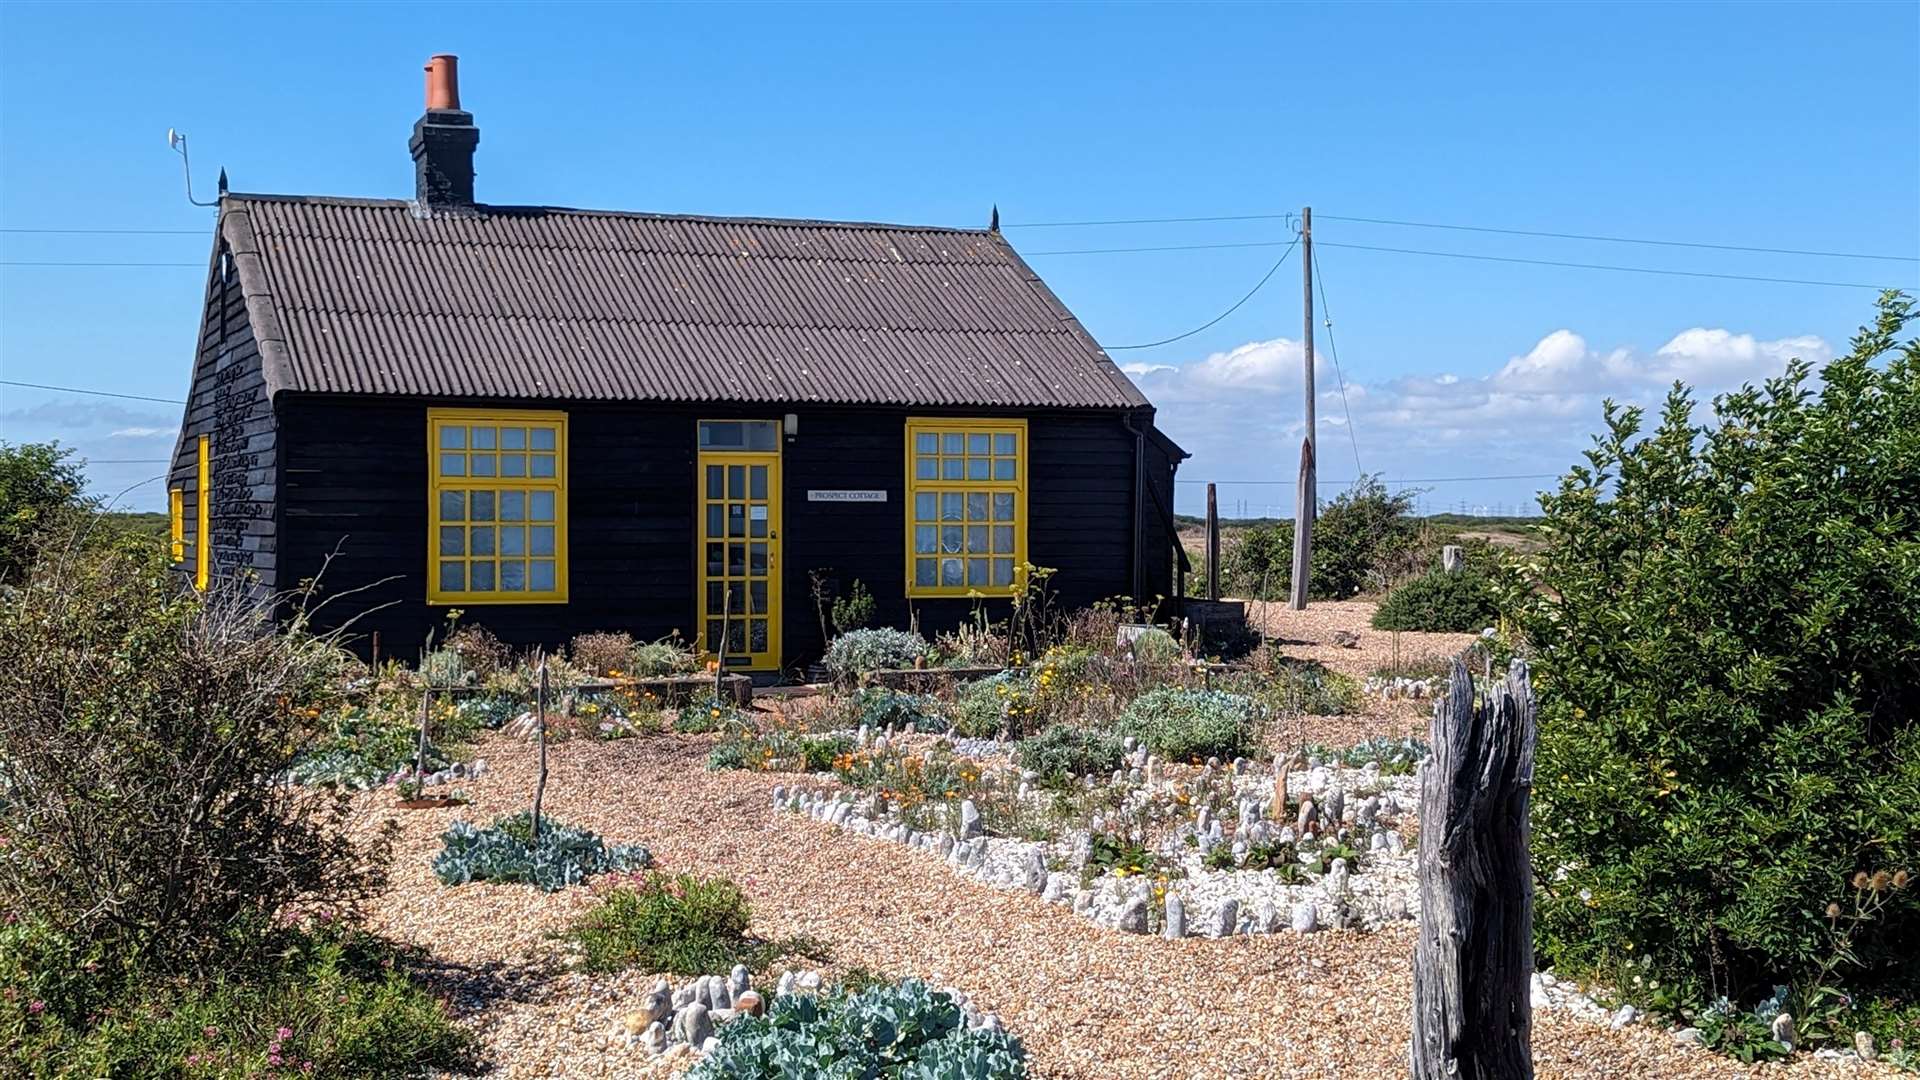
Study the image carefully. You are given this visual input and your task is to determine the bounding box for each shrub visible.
[420,646,471,688]
[1370,565,1501,632]
[0,440,89,584]
[1014,725,1126,788]
[1126,626,1182,664]
[677,694,746,733]
[570,630,637,677]
[690,978,1028,1080]
[1522,295,1920,1038]
[0,919,476,1078]
[709,731,851,773]
[1245,655,1363,716]
[1221,478,1422,600]
[433,812,652,891]
[0,535,384,975]
[288,702,449,789]
[830,578,877,634]
[824,627,929,680]
[1306,735,1429,775]
[1116,688,1257,762]
[849,686,948,733]
[629,633,699,677]
[561,872,752,975]
[443,620,512,680]
[953,672,1038,740]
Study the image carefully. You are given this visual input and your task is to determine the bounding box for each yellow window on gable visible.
[195,435,210,591]
[169,488,185,563]
[428,409,568,604]
[905,418,1026,597]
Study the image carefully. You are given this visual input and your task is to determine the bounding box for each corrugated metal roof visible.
[219,195,1150,409]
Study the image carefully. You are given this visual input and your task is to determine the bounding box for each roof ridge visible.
[222,191,993,236]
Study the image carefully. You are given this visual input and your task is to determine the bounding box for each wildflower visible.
[27,999,44,1014]
[1853,871,1872,890]
[1871,870,1891,892]
[276,1027,292,1040]
[1826,902,1842,919]
[1895,870,1911,889]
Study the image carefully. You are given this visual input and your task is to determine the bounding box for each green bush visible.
[1522,294,1920,1042]
[1014,725,1127,788]
[952,672,1035,740]
[1305,735,1429,775]
[0,441,89,584]
[562,872,753,975]
[831,578,878,634]
[0,919,475,1079]
[1370,566,1501,632]
[824,628,930,679]
[288,701,447,789]
[1220,478,1422,600]
[1244,656,1363,716]
[1116,688,1258,762]
[850,686,948,733]
[433,812,652,891]
[1126,626,1183,664]
[690,978,1027,1080]
[677,694,746,733]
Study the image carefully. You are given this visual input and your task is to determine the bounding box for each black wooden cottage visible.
[169,56,1188,671]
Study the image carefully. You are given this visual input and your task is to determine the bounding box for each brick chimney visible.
[409,55,478,211]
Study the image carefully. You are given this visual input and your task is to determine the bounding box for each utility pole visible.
[1205,482,1220,601]
[1288,207,1315,611]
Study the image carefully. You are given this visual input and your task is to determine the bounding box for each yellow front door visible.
[697,447,781,670]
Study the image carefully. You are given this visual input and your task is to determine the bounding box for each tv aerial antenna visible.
[168,128,225,207]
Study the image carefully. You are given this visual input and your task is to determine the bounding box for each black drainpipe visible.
[1120,411,1146,602]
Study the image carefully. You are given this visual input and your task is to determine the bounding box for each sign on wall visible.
[807,490,888,503]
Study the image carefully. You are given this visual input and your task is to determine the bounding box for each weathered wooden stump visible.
[1411,658,1536,1080]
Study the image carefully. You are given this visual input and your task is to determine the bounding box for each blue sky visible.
[2,1,1915,515]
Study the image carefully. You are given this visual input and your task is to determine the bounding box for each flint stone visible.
[957,800,983,840]
[1163,893,1186,938]
[1211,898,1240,937]
[1117,896,1149,933]
[672,1002,713,1046]
[1253,900,1279,933]
[643,1020,668,1054]
[734,990,765,1018]
[1291,901,1318,933]
[1854,1031,1876,1061]
[1771,1013,1796,1051]
[775,971,794,996]
[1673,1027,1704,1047]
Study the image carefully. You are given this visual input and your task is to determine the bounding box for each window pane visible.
[992,493,1014,521]
[992,558,1014,586]
[967,558,988,586]
[440,453,466,477]
[439,561,465,592]
[439,526,464,555]
[500,454,526,478]
[530,490,554,521]
[699,421,741,448]
[942,433,964,455]
[530,426,556,450]
[706,620,723,650]
[471,561,495,590]
[470,454,497,477]
[499,526,526,556]
[745,422,778,451]
[992,525,1015,553]
[941,525,964,553]
[530,454,556,478]
[941,558,964,586]
[500,491,525,521]
[749,466,767,500]
[749,505,768,537]
[501,427,526,450]
[750,580,767,613]
[439,426,466,449]
[727,543,746,576]
[706,542,724,576]
[915,492,937,521]
[707,581,724,612]
[472,490,495,521]
[727,582,747,611]
[915,558,936,586]
[750,619,768,653]
[706,465,723,499]
[440,490,465,521]
[728,465,745,498]
[967,526,988,554]
[941,458,964,480]
[916,432,937,453]
[530,525,555,556]
[993,433,1016,455]
[993,458,1016,480]
[968,433,990,455]
[499,560,526,591]
[966,458,989,480]
[914,525,937,553]
[916,457,937,479]
[749,542,768,575]
[966,493,988,521]
[941,493,963,521]
[705,504,722,538]
[470,526,495,555]
[727,504,746,537]
[471,427,496,450]
[529,560,555,592]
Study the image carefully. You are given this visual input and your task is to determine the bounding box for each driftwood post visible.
[412,682,433,791]
[530,653,549,842]
[1411,658,1536,1080]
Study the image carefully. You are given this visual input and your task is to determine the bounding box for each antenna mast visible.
[168,129,221,208]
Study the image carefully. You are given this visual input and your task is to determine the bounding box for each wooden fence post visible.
[1411,658,1536,1080]
[531,653,549,842]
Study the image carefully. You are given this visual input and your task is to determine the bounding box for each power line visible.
[1024,239,1290,257]
[1176,473,1562,486]
[1,260,202,268]
[1311,249,1364,482]
[1,226,207,235]
[83,458,172,464]
[1315,240,1907,290]
[1103,237,1300,350]
[0,380,186,405]
[1007,209,1917,263]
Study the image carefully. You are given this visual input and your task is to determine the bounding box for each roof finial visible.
[217,167,229,197]
[989,204,1000,232]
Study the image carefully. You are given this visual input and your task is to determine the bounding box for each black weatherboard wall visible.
[279,395,1177,662]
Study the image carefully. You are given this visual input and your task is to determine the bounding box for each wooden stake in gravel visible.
[413,681,433,790]
[531,653,549,842]
[1411,658,1536,1080]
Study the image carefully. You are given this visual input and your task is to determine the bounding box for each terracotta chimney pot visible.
[425,54,460,111]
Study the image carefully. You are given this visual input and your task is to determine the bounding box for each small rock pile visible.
[1362,675,1445,702]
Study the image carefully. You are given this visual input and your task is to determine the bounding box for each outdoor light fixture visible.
[784,413,799,438]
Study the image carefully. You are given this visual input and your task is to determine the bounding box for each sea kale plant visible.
[690,978,1028,1079]
[824,627,931,681]
[1116,688,1258,763]
[1522,293,1920,1041]
[434,811,652,892]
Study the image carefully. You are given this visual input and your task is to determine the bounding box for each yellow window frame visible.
[427,407,569,605]
[195,435,210,590]
[169,487,185,563]
[904,417,1027,598]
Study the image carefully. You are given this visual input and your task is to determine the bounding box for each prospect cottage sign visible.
[806,489,888,503]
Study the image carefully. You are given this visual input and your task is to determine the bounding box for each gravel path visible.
[362,734,1891,1079]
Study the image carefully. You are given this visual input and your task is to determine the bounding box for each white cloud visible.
[109,426,171,439]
